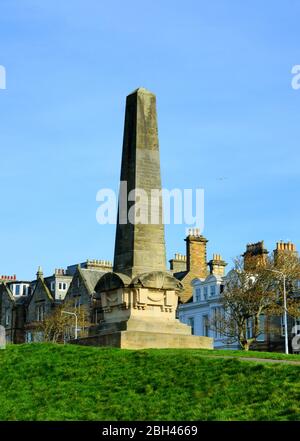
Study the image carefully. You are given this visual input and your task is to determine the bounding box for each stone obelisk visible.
[77,88,213,350]
[113,87,166,278]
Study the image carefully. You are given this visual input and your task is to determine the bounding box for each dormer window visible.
[195,288,201,302]
[203,287,208,300]
[210,285,216,297]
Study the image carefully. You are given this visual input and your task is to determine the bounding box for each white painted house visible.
[178,254,239,349]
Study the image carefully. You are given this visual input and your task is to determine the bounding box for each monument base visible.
[84,272,214,350]
[73,330,213,350]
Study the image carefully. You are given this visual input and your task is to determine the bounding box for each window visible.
[15,284,20,296]
[94,308,103,324]
[59,283,62,290]
[212,307,223,338]
[5,308,10,326]
[50,281,55,291]
[36,304,45,321]
[22,285,27,296]
[203,315,209,336]
[210,285,216,297]
[63,283,67,290]
[257,315,265,342]
[246,318,253,339]
[203,287,208,300]
[188,317,195,335]
[34,332,44,342]
[74,297,81,309]
[195,288,201,302]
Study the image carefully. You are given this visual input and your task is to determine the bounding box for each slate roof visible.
[15,296,30,306]
[0,283,15,303]
[79,268,106,294]
[173,271,188,281]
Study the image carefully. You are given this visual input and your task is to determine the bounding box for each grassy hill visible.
[0,344,299,421]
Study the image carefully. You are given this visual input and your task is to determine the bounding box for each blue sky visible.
[0,0,300,279]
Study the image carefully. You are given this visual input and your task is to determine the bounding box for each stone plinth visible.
[74,331,213,350]
[80,270,214,349]
[95,271,182,328]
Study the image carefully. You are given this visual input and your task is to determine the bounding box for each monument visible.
[80,88,213,349]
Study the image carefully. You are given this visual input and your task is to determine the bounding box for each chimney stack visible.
[242,241,268,270]
[185,229,208,278]
[169,253,187,273]
[208,254,227,277]
[274,241,298,264]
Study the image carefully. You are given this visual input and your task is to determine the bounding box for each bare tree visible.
[210,251,300,351]
[210,258,278,350]
[36,301,91,343]
[266,250,300,319]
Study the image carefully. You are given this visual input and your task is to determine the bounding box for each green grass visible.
[0,344,299,421]
[191,348,300,361]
